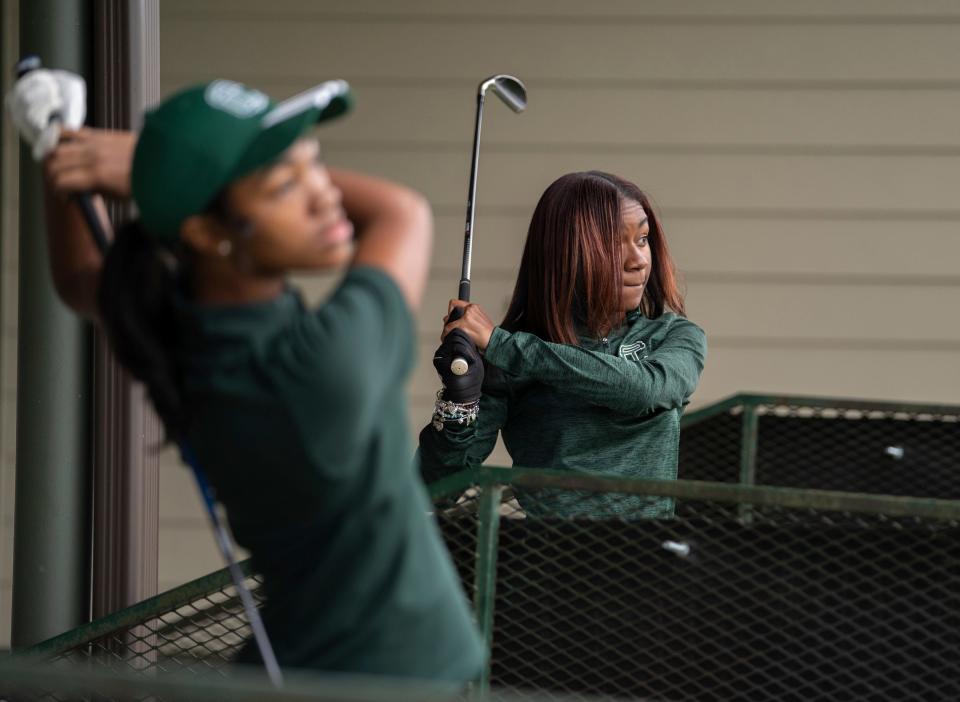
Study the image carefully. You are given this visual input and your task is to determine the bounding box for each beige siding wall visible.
[149,0,960,589]
[2,0,960,638]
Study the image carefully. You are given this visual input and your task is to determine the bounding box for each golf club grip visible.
[448,305,468,374]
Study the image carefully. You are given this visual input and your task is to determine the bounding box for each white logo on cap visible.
[204,80,269,118]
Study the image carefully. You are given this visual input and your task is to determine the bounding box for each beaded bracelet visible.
[432,389,480,431]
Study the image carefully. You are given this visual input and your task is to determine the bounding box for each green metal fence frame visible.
[679,392,960,495]
[0,657,468,702]
[14,393,960,694]
[679,393,960,431]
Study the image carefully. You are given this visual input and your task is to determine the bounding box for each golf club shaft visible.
[460,90,487,304]
[447,90,487,371]
[449,76,526,371]
[456,74,526,309]
[185,451,284,687]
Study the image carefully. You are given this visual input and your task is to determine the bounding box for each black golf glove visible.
[433,329,484,403]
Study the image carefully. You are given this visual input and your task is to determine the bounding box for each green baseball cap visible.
[131,79,352,241]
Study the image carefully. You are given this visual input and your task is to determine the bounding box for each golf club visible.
[448,74,527,376]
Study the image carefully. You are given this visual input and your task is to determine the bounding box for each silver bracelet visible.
[432,389,480,431]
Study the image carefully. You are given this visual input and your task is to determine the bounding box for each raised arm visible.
[333,168,433,310]
[440,300,706,416]
[484,320,706,415]
[42,128,136,322]
[264,168,436,456]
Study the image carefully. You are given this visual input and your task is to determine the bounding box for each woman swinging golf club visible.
[10,71,484,684]
[421,171,707,519]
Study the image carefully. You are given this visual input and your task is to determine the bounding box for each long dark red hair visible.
[501,171,684,345]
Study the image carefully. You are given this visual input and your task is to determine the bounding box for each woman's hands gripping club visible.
[432,299,495,403]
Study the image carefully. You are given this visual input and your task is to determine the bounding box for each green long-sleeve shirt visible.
[418,310,707,518]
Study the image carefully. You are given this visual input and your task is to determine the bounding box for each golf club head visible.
[480,74,527,113]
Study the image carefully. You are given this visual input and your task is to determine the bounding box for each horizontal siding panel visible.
[158,525,237,593]
[318,149,960,214]
[162,0,960,22]
[430,215,524,278]
[429,215,960,280]
[696,347,960,405]
[156,82,960,150]
[158,447,207,522]
[399,277,960,351]
[160,0,960,22]
[160,20,960,83]
[337,87,960,150]
[688,281,960,342]
[666,218,960,280]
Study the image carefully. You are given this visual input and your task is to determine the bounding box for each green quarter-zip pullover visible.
[418,311,706,518]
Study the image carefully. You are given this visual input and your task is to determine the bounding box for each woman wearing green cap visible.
[34,77,484,683]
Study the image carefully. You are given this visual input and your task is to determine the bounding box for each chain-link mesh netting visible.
[468,482,960,702]
[4,576,268,701]
[43,573,265,679]
[44,576,260,673]
[435,488,482,609]
[2,568,266,700]
[679,395,960,497]
[11,395,960,702]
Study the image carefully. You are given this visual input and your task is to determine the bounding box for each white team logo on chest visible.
[619,340,648,362]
